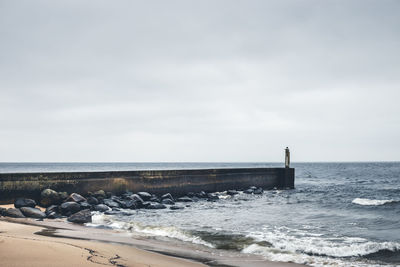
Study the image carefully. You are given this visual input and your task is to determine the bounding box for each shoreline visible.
[0,215,306,267]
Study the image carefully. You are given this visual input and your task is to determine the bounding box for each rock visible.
[67,209,92,224]
[111,196,126,207]
[93,190,106,198]
[196,191,208,198]
[137,192,152,201]
[253,188,263,194]
[191,196,200,202]
[20,207,46,218]
[227,190,239,195]
[14,198,37,208]
[244,189,254,194]
[145,203,166,209]
[121,200,137,209]
[121,191,133,198]
[170,206,184,210]
[161,193,174,201]
[207,193,219,201]
[128,194,144,204]
[0,207,6,216]
[141,202,151,209]
[249,186,258,190]
[58,192,69,201]
[45,205,59,215]
[176,196,193,202]
[161,198,175,205]
[40,189,60,207]
[187,192,196,197]
[79,202,92,210]
[104,210,121,215]
[46,211,59,219]
[60,202,81,215]
[87,196,99,205]
[66,193,86,203]
[94,204,110,212]
[103,199,120,208]
[149,196,160,203]
[3,208,25,218]
[105,192,113,198]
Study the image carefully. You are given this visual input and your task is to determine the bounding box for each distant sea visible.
[1,162,399,266]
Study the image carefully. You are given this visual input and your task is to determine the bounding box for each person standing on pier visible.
[285,147,290,168]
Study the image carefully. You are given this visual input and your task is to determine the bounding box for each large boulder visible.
[196,191,208,199]
[46,212,60,219]
[128,194,144,203]
[67,209,92,224]
[253,188,263,194]
[244,189,254,194]
[170,205,184,210]
[87,196,99,205]
[94,204,110,212]
[145,203,167,209]
[66,193,86,203]
[227,190,239,196]
[93,190,106,199]
[149,196,160,203]
[207,193,219,201]
[122,200,138,209]
[3,208,25,218]
[161,193,174,201]
[79,202,92,210]
[58,192,69,201]
[20,207,46,219]
[45,205,59,215]
[40,189,60,207]
[103,199,120,208]
[14,198,36,208]
[176,196,193,202]
[161,198,175,205]
[137,192,152,201]
[60,202,81,215]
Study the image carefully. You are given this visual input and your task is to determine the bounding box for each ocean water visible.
[1,162,399,266]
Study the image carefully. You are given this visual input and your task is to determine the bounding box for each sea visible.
[1,162,399,267]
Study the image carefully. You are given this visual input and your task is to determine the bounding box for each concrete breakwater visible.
[0,167,294,204]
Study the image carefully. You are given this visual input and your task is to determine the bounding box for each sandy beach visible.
[0,219,206,267]
[0,210,306,267]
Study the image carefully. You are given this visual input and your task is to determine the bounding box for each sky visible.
[0,0,399,162]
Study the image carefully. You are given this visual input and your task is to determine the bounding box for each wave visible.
[88,213,400,267]
[352,198,397,206]
[89,213,215,248]
[242,226,400,267]
[241,244,399,267]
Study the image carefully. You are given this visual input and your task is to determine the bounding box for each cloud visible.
[0,0,399,161]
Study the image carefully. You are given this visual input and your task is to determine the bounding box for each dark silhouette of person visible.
[285,147,290,168]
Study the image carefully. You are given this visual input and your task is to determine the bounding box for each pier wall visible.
[0,168,294,204]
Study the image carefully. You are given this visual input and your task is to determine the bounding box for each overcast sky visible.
[0,0,399,162]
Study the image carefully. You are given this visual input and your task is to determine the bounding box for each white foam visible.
[243,226,400,267]
[88,213,214,248]
[352,198,396,206]
[241,244,389,267]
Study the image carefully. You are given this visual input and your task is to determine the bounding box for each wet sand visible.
[0,207,306,267]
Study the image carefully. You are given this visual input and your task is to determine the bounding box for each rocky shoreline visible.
[0,186,265,224]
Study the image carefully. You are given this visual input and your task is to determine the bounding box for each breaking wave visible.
[242,227,400,266]
[352,198,397,206]
[89,212,214,248]
[89,213,400,267]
